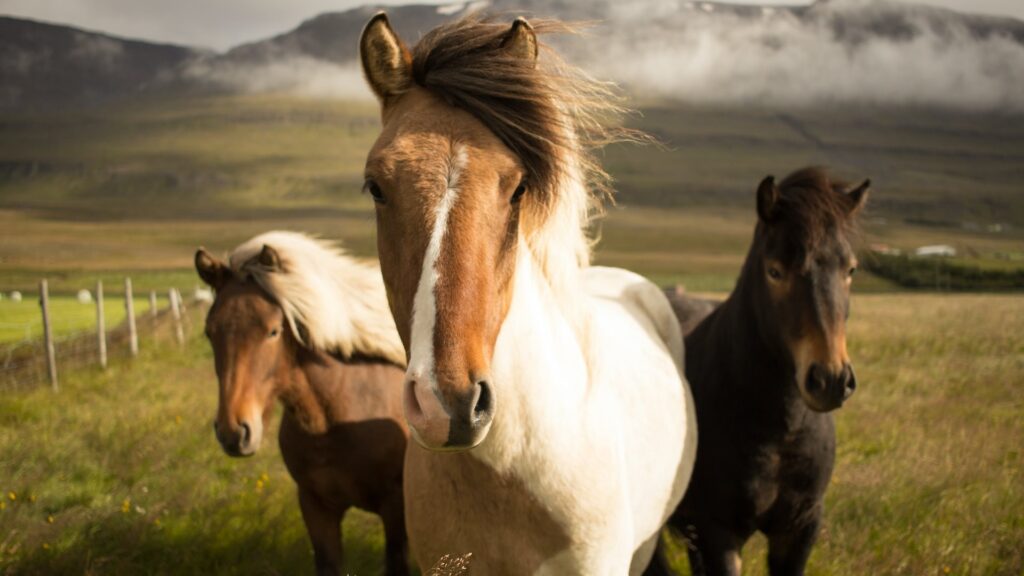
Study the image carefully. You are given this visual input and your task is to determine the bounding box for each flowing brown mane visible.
[774,167,863,247]
[408,14,635,219]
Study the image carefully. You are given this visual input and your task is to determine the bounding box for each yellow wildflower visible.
[47,515,54,524]
[121,498,131,513]
[7,491,15,501]
[41,543,49,550]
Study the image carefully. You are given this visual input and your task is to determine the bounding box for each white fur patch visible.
[407,145,468,384]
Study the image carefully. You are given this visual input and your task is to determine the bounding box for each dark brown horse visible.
[194,231,410,576]
[665,168,870,576]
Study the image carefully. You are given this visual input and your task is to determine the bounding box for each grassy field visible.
[0,294,1020,575]
[0,94,1022,574]
[0,295,173,344]
[1,95,1021,289]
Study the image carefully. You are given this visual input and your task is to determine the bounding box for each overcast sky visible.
[0,0,1021,51]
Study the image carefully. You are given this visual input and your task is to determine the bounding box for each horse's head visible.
[359,11,618,451]
[196,246,291,456]
[750,168,870,412]
[358,14,550,451]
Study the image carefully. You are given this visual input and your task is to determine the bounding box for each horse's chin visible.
[221,444,259,458]
[796,383,843,413]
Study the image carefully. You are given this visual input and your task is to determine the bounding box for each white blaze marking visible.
[407,145,467,383]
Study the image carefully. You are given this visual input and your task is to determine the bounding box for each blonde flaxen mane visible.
[229,231,406,368]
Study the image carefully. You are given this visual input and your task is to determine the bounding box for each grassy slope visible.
[1,95,1022,294]
[1,95,1022,573]
[0,295,1021,574]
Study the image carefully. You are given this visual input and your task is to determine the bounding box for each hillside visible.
[0,94,1020,296]
[0,17,204,109]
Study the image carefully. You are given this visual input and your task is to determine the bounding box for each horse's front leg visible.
[766,514,821,576]
[688,523,743,576]
[380,486,409,576]
[298,488,347,576]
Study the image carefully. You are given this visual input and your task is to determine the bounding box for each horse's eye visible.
[768,266,783,281]
[268,327,280,338]
[511,180,527,204]
[363,179,385,204]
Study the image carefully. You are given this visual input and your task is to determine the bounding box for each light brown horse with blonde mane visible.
[195,231,409,576]
[359,13,697,575]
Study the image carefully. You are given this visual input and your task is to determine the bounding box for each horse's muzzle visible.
[803,362,856,412]
[214,418,260,457]
[404,376,495,451]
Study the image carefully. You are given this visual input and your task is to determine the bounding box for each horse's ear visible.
[502,17,538,65]
[360,12,413,103]
[847,178,870,214]
[195,248,230,289]
[257,244,282,270]
[756,175,779,222]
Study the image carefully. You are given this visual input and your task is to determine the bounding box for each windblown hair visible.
[410,14,643,284]
[229,231,406,368]
[773,167,863,247]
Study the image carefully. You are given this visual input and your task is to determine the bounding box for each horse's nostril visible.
[805,364,826,392]
[239,422,251,444]
[843,364,857,397]
[473,380,493,419]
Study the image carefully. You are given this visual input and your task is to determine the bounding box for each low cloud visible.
[587,0,1024,111]
[183,56,373,100]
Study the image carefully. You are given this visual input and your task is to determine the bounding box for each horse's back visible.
[662,287,721,338]
[581,266,697,574]
[583,266,684,371]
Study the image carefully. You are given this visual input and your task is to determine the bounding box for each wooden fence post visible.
[96,280,107,369]
[149,290,158,319]
[170,288,184,346]
[39,279,58,391]
[125,278,138,356]
[177,288,188,314]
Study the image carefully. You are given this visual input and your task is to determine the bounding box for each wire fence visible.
[0,281,209,392]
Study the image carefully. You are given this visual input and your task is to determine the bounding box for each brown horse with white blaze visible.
[360,13,696,575]
[195,231,410,576]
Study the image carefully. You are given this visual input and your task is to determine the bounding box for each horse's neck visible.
[277,349,342,435]
[474,245,590,471]
[713,275,809,429]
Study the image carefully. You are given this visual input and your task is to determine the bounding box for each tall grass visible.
[1,294,1021,574]
[663,294,1024,575]
[0,321,388,575]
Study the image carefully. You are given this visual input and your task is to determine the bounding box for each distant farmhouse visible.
[915,245,957,258]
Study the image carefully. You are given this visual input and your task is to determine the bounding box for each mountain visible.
[0,16,206,109]
[181,0,1024,110]
[1,0,1023,110]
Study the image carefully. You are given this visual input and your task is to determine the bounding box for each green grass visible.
[1,93,1022,574]
[1,295,1021,574]
[1,95,1022,283]
[0,315,391,575]
[663,294,1024,576]
[1,296,142,344]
